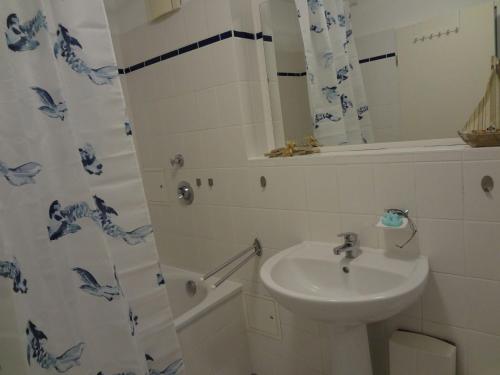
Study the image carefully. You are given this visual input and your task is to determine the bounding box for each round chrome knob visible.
[177,181,193,204]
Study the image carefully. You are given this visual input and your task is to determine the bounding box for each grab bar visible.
[201,238,263,287]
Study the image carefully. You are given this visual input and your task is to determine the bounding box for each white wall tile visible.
[419,219,465,275]
[308,212,341,242]
[374,163,416,214]
[208,39,239,86]
[422,272,468,327]
[464,278,500,335]
[338,164,375,214]
[181,0,209,43]
[464,161,500,221]
[464,221,500,280]
[216,83,245,127]
[249,167,307,210]
[305,166,339,212]
[205,0,232,36]
[196,88,220,130]
[466,330,500,375]
[415,162,463,219]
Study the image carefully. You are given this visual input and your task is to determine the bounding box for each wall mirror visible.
[259,0,498,149]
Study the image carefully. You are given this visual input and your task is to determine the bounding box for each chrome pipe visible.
[213,251,257,288]
[201,238,262,281]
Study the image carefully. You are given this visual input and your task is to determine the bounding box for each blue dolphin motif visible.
[47,196,153,245]
[338,14,347,27]
[97,372,136,375]
[78,143,103,175]
[340,94,353,114]
[31,87,67,121]
[72,266,122,301]
[321,86,338,103]
[129,307,138,336]
[322,52,334,68]
[54,24,117,85]
[325,10,336,29]
[310,25,323,33]
[307,0,323,14]
[125,122,132,136]
[156,272,166,286]
[0,257,27,293]
[146,355,184,375]
[26,321,85,373]
[314,112,341,128]
[337,65,349,83]
[5,11,47,52]
[357,105,369,120]
[0,161,41,186]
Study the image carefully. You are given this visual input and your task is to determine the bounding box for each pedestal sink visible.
[259,241,428,375]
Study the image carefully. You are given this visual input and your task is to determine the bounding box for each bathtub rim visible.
[162,265,242,331]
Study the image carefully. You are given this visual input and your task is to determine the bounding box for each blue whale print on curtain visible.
[26,321,85,373]
[0,257,27,293]
[79,143,103,175]
[31,87,68,121]
[97,372,137,375]
[0,160,41,186]
[295,0,373,144]
[54,25,118,85]
[125,121,133,136]
[129,307,139,336]
[47,196,153,245]
[72,266,122,301]
[146,355,184,375]
[5,11,47,52]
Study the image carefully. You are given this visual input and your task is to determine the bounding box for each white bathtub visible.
[162,265,242,330]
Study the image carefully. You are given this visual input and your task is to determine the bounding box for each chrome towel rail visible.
[201,238,263,288]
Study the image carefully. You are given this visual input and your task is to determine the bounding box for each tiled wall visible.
[111,0,500,374]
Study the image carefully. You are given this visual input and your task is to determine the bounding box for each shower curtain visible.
[0,1,183,374]
[295,0,373,145]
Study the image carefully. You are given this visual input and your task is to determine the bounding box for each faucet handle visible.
[338,232,358,244]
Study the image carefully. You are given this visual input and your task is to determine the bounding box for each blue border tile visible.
[199,34,220,48]
[220,30,232,40]
[263,35,273,42]
[161,50,178,60]
[256,32,263,40]
[145,55,161,66]
[129,62,145,72]
[179,42,198,55]
[234,30,255,40]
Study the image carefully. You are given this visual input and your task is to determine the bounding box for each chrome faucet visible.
[333,232,361,259]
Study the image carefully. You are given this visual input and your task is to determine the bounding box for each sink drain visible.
[186,280,197,296]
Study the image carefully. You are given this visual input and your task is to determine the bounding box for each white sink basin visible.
[260,241,428,324]
[260,241,429,375]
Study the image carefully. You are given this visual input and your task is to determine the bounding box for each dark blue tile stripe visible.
[277,72,307,77]
[220,30,232,40]
[199,34,220,47]
[234,30,255,40]
[359,52,396,64]
[178,42,198,55]
[145,55,161,66]
[118,30,395,75]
